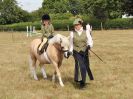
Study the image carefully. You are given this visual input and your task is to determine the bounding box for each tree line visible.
[0,0,133,25]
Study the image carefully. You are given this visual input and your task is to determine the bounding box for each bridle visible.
[62,49,69,53]
[60,46,69,53]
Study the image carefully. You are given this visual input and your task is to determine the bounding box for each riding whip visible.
[90,49,105,63]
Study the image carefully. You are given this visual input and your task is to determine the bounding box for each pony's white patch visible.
[33,69,38,80]
[52,74,56,82]
[41,66,47,79]
[64,52,68,58]
[48,34,69,45]
[59,77,64,87]
[31,66,38,80]
[43,52,51,63]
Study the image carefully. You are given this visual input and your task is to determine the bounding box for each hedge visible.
[104,18,133,29]
[0,18,133,31]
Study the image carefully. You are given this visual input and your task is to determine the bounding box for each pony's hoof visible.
[61,84,64,87]
[35,78,38,81]
[34,77,38,81]
[52,75,56,82]
[60,83,64,87]
[43,77,47,79]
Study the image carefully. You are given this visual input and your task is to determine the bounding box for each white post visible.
[30,25,32,37]
[26,26,29,37]
[67,25,69,31]
[33,26,36,33]
[101,22,103,30]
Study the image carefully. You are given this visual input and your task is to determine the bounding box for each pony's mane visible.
[48,34,67,44]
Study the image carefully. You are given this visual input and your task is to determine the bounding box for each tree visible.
[123,0,133,15]
[106,0,124,19]
[82,0,124,19]
[68,0,84,15]
[42,0,69,13]
[0,0,31,24]
[30,8,45,21]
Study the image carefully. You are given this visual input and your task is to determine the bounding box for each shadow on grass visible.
[37,73,52,81]
[36,73,91,89]
[63,76,91,89]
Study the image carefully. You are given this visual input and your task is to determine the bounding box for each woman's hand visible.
[66,51,73,58]
[86,45,91,51]
[85,45,91,56]
[86,24,92,32]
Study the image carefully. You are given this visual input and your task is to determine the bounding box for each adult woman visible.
[68,18,94,88]
[38,14,54,55]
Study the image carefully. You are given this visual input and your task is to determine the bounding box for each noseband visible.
[60,46,69,53]
[62,49,69,53]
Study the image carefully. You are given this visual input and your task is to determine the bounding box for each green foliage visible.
[0,0,31,25]
[0,21,42,31]
[53,19,73,30]
[0,0,132,26]
[123,0,133,16]
[0,20,72,31]
[30,8,43,21]
[85,0,108,20]
[1,17,133,31]
[42,0,69,13]
[50,13,73,20]
[104,18,133,29]
[83,16,102,29]
[106,0,124,19]
[38,0,131,21]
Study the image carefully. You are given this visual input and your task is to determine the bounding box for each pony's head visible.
[49,34,70,58]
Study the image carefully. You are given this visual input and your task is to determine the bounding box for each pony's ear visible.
[60,38,62,44]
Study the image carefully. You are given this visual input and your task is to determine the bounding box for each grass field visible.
[0,30,133,99]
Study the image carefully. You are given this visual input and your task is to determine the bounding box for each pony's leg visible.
[52,62,62,82]
[52,61,64,87]
[29,56,38,80]
[52,71,56,82]
[40,64,47,79]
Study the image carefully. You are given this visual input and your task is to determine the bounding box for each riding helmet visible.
[42,14,50,21]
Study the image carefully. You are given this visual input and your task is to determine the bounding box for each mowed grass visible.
[0,30,133,99]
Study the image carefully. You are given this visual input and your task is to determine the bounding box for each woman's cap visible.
[73,18,83,25]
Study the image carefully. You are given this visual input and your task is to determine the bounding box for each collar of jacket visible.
[74,27,84,36]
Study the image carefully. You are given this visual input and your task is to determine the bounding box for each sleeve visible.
[69,31,74,52]
[41,25,44,33]
[41,25,46,37]
[86,24,93,48]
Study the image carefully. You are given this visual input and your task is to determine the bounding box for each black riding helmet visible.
[42,14,50,21]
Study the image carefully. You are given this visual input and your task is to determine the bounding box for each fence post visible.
[33,26,36,33]
[101,22,103,30]
[67,25,69,31]
[30,25,32,37]
[26,26,29,37]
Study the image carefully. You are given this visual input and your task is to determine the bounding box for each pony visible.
[29,34,70,87]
